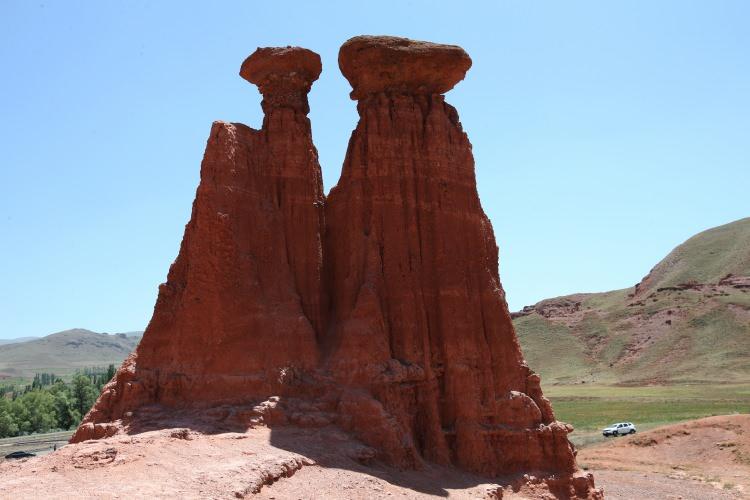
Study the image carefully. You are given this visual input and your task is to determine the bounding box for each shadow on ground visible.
[115,402,532,497]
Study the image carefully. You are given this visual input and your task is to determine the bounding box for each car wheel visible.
[630,429,636,434]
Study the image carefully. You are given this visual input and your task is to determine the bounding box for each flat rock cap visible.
[240,46,322,91]
[339,35,472,100]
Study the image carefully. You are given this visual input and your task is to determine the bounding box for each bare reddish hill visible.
[68,36,600,498]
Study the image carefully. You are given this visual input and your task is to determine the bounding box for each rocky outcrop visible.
[72,47,326,438]
[324,35,578,477]
[71,36,599,497]
[511,295,590,319]
[337,36,471,99]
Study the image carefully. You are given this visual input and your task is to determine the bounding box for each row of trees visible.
[0,365,116,438]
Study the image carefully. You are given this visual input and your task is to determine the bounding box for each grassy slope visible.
[639,217,750,291]
[515,217,750,386]
[0,329,140,380]
[513,314,606,384]
[534,287,749,384]
[514,218,750,444]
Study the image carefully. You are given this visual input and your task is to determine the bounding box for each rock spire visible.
[72,36,600,498]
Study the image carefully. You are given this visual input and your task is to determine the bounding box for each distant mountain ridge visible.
[514,217,750,385]
[0,328,142,380]
[0,337,38,346]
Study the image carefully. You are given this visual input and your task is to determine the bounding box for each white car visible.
[602,422,636,437]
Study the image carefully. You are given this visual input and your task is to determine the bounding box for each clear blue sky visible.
[1,1,748,339]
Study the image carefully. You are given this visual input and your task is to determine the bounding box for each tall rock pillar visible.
[326,36,576,476]
[71,47,325,441]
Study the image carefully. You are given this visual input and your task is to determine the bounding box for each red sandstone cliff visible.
[70,36,599,498]
[325,35,574,476]
[72,47,325,438]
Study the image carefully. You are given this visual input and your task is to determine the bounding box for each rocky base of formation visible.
[72,357,593,486]
[69,368,602,497]
[4,423,602,499]
[68,36,601,498]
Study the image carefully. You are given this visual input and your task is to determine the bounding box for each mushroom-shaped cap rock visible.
[240,46,322,93]
[339,35,472,100]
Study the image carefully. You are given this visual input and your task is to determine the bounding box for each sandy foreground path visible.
[0,425,515,499]
[1,415,747,498]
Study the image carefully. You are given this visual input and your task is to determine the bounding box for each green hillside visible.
[0,329,141,380]
[636,217,750,292]
[514,217,750,386]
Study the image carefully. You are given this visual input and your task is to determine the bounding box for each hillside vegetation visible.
[514,217,750,386]
[636,217,750,292]
[0,329,140,380]
[0,367,116,438]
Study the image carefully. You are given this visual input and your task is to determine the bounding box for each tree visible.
[56,394,75,429]
[47,382,77,430]
[16,390,57,433]
[71,374,97,417]
[0,367,113,437]
[0,399,19,438]
[9,397,31,434]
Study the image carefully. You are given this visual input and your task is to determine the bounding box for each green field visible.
[546,383,750,447]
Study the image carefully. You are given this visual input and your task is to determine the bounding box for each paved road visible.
[0,430,73,461]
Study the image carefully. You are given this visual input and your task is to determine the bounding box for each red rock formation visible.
[325,35,578,477]
[338,36,472,99]
[71,36,600,498]
[72,46,325,441]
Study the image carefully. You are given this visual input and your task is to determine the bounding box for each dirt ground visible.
[0,415,747,498]
[579,414,750,499]
[0,425,535,499]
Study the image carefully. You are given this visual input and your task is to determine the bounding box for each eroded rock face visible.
[72,46,325,439]
[240,46,322,114]
[325,35,573,476]
[338,35,472,99]
[71,36,598,497]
